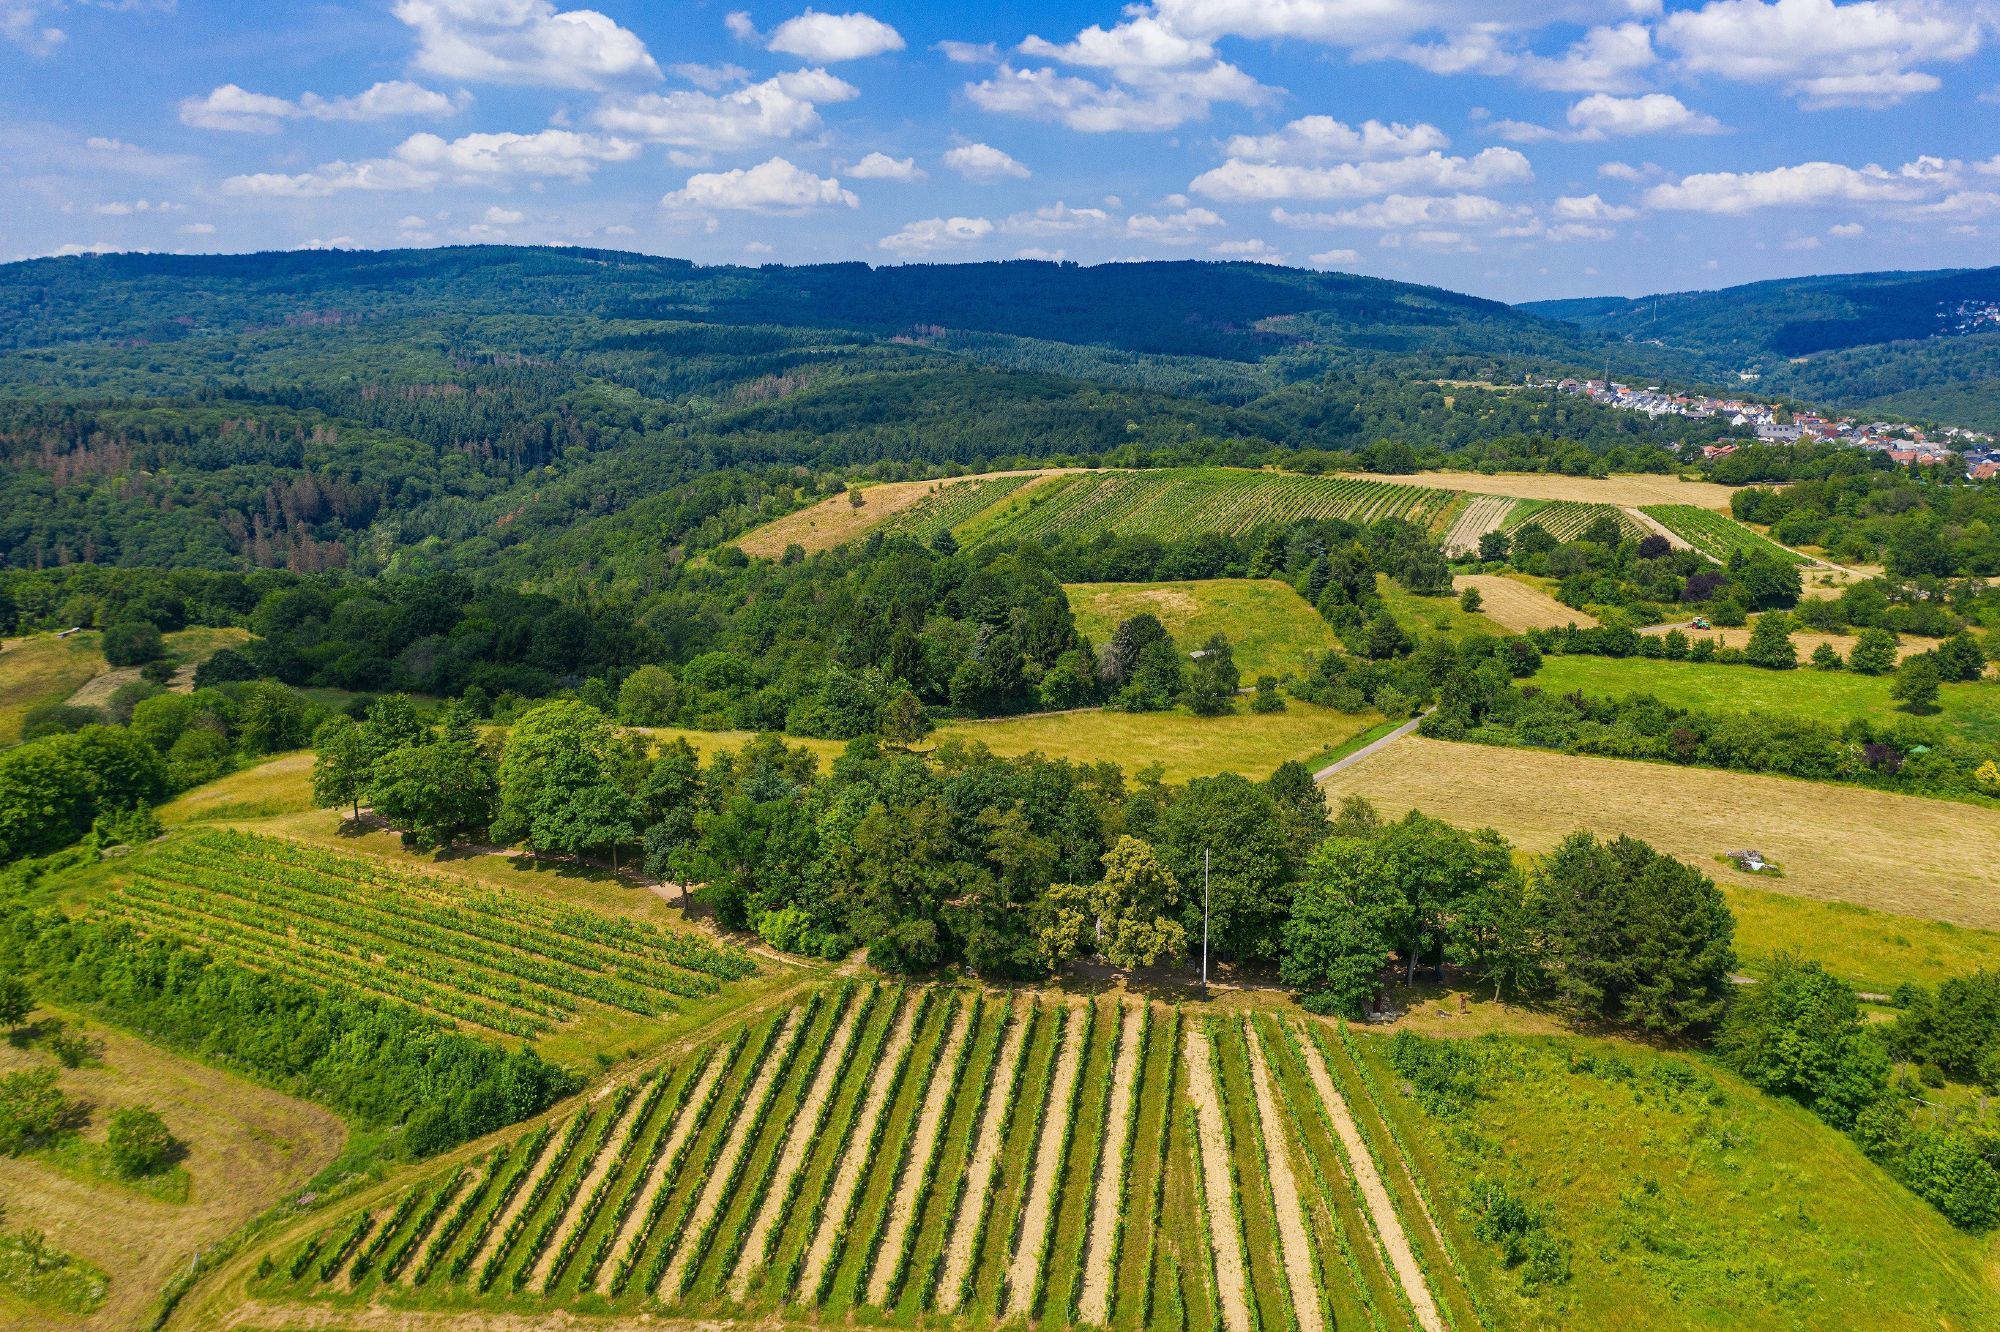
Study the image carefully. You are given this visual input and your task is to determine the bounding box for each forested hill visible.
[0,245,1724,576]
[0,246,1615,367]
[1523,265,2000,430]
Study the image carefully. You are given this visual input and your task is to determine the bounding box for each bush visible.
[106,1105,177,1178]
[100,622,163,668]
[18,705,100,743]
[1899,1128,2000,1231]
[0,1068,71,1154]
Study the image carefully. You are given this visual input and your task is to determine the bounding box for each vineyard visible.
[964,469,1464,547]
[1501,500,1646,544]
[260,987,1481,1331]
[876,474,1039,543]
[1638,505,1812,565]
[99,830,755,1039]
[1439,494,1519,556]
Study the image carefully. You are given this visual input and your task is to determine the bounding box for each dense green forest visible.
[1524,265,2000,430]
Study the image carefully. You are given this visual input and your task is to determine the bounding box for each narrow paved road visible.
[1314,714,1425,783]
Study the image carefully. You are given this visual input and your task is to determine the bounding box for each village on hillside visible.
[1544,376,2000,478]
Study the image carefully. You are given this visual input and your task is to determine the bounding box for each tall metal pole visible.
[1201,848,1210,991]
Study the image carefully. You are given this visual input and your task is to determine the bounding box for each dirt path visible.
[464,1110,576,1280]
[1183,1023,1250,1332]
[658,1009,805,1297]
[394,1173,470,1287]
[1245,1020,1326,1332]
[795,994,921,1297]
[1075,1001,1145,1327]
[1626,505,1693,551]
[936,998,1030,1314]
[1293,1024,1445,1332]
[865,997,975,1306]
[1001,1002,1088,1317]
[729,991,868,1298]
[595,1048,726,1295]
[529,1087,650,1291]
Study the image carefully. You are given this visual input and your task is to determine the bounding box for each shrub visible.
[106,1105,178,1177]
[101,622,164,668]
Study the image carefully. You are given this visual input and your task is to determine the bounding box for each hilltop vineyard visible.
[965,469,1463,547]
[264,986,1480,1331]
[100,831,755,1039]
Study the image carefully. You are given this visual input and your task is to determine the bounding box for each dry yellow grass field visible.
[1451,574,1596,632]
[737,471,1063,557]
[1320,736,2000,933]
[1338,470,1739,510]
[0,634,107,744]
[942,700,1381,783]
[0,1017,342,1332]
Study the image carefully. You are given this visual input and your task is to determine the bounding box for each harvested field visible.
[1452,574,1596,631]
[1341,470,1738,510]
[1320,736,2000,931]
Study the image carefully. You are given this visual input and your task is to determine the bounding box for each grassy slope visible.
[1346,1029,1998,1331]
[1376,575,1512,643]
[0,1012,343,1332]
[1064,579,1338,681]
[1532,653,2000,745]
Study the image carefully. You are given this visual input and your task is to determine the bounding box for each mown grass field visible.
[0,1014,343,1332]
[1063,579,1337,680]
[0,628,252,745]
[1349,1029,1998,1331]
[943,701,1384,783]
[1320,734,2000,949]
[1375,575,1510,643]
[1450,574,1594,632]
[227,989,1489,1332]
[1532,653,2000,745]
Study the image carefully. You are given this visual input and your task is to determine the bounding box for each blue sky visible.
[3,0,1996,300]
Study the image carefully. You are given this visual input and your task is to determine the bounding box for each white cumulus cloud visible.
[594,69,857,146]
[1191,147,1533,202]
[1659,0,1985,108]
[1222,116,1450,163]
[663,156,858,212]
[1644,159,1931,213]
[944,142,1032,181]
[766,8,905,61]
[847,152,925,180]
[878,215,994,254]
[180,81,467,133]
[393,0,660,89]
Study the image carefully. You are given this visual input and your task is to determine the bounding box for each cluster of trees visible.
[1431,681,2000,803]
[1473,517,1804,628]
[1284,818,1734,1035]
[1723,957,2000,1229]
[1730,461,2000,576]
[1531,618,1985,683]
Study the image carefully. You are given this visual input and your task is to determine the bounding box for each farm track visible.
[1293,1023,1446,1332]
[1246,1019,1326,1332]
[865,996,975,1306]
[1001,1000,1089,1317]
[795,994,923,1298]
[729,990,868,1298]
[656,1009,805,1296]
[1184,1023,1251,1332]
[1075,1001,1145,1327]
[595,1049,726,1293]
[936,998,1031,1313]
